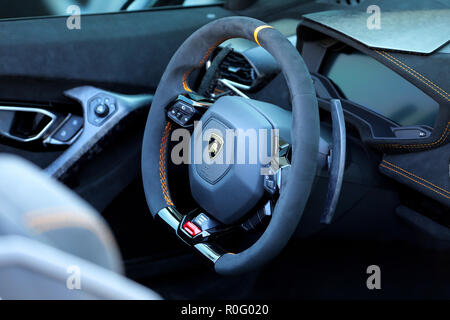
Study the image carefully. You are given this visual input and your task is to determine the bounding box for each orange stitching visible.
[382,160,450,195]
[380,51,450,99]
[375,50,449,102]
[182,37,232,92]
[379,121,450,149]
[160,124,172,205]
[380,164,450,200]
[159,122,174,206]
[24,209,116,248]
[380,163,450,200]
[182,74,193,92]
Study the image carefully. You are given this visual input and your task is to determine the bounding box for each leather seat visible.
[0,154,160,299]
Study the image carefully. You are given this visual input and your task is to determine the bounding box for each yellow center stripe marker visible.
[253,25,274,47]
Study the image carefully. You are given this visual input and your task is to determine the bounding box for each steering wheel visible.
[141,17,319,275]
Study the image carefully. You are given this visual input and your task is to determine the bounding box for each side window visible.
[0,0,223,20]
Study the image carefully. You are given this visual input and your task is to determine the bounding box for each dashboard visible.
[214,36,440,130]
[205,19,447,149]
[202,17,449,210]
[213,38,440,130]
[322,49,439,128]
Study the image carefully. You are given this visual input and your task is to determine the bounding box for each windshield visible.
[0,0,223,20]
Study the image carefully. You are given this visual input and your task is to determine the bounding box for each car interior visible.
[0,0,449,300]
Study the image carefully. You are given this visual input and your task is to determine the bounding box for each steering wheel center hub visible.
[189,96,274,224]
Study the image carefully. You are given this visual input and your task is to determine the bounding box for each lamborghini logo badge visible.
[208,133,223,161]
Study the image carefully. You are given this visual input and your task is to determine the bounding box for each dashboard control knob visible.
[94,104,109,118]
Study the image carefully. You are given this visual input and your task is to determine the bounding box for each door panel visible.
[0,5,233,163]
[0,6,232,103]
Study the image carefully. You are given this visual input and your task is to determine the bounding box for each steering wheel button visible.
[192,213,219,231]
[183,221,201,236]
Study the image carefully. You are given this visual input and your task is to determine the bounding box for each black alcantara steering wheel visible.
[141,17,319,275]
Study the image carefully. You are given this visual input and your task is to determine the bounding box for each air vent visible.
[219,51,256,89]
[333,0,363,5]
